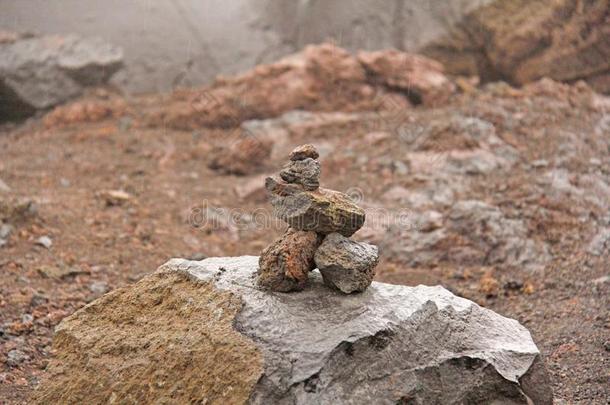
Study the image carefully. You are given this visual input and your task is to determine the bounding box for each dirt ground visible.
[0,52,609,403]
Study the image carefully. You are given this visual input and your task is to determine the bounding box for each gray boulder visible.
[382,200,551,272]
[36,256,552,404]
[314,233,379,293]
[0,33,123,120]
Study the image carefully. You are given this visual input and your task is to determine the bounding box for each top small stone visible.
[289,144,319,161]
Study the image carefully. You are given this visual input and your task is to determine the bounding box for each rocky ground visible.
[0,45,608,403]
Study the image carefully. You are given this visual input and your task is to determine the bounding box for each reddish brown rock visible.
[146,44,458,130]
[423,0,610,93]
[289,143,320,161]
[34,271,263,404]
[357,49,456,106]
[208,137,273,175]
[258,228,322,292]
[147,43,372,130]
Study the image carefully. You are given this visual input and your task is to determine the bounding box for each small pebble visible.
[89,281,110,296]
[189,252,207,261]
[35,236,53,249]
[0,223,13,239]
[531,159,549,168]
[99,189,131,206]
[289,144,319,161]
[591,275,609,285]
[504,280,524,290]
[393,161,409,175]
[418,211,443,232]
[6,349,29,367]
[30,294,49,307]
[0,178,10,193]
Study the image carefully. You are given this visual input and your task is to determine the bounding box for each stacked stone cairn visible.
[258,144,379,293]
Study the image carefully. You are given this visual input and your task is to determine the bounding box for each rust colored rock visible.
[289,143,319,161]
[147,43,372,130]
[258,228,321,292]
[423,0,610,93]
[357,49,456,106]
[265,177,365,237]
[33,271,263,404]
[208,136,273,175]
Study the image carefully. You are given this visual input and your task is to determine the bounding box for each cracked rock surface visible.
[37,256,552,404]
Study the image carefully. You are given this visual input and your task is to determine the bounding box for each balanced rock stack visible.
[258,144,379,293]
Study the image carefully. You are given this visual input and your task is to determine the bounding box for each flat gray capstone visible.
[162,256,552,404]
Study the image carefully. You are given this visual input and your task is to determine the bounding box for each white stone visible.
[159,255,551,404]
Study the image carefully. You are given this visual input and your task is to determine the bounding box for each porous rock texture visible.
[279,158,321,191]
[381,199,551,272]
[36,256,553,404]
[266,177,365,236]
[258,229,321,292]
[33,269,263,405]
[0,33,123,120]
[423,0,610,93]
[357,49,456,106]
[289,143,319,161]
[147,43,454,130]
[208,136,273,175]
[314,233,379,293]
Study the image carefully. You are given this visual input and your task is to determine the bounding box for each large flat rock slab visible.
[35,256,552,404]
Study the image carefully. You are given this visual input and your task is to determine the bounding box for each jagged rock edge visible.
[159,257,540,393]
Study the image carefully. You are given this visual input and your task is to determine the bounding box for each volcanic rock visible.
[0,197,37,224]
[147,43,456,130]
[357,49,456,106]
[35,256,553,404]
[381,200,551,272]
[258,229,321,292]
[265,177,365,236]
[209,137,273,175]
[289,143,320,161]
[279,158,320,191]
[423,0,610,93]
[6,349,29,367]
[314,233,379,293]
